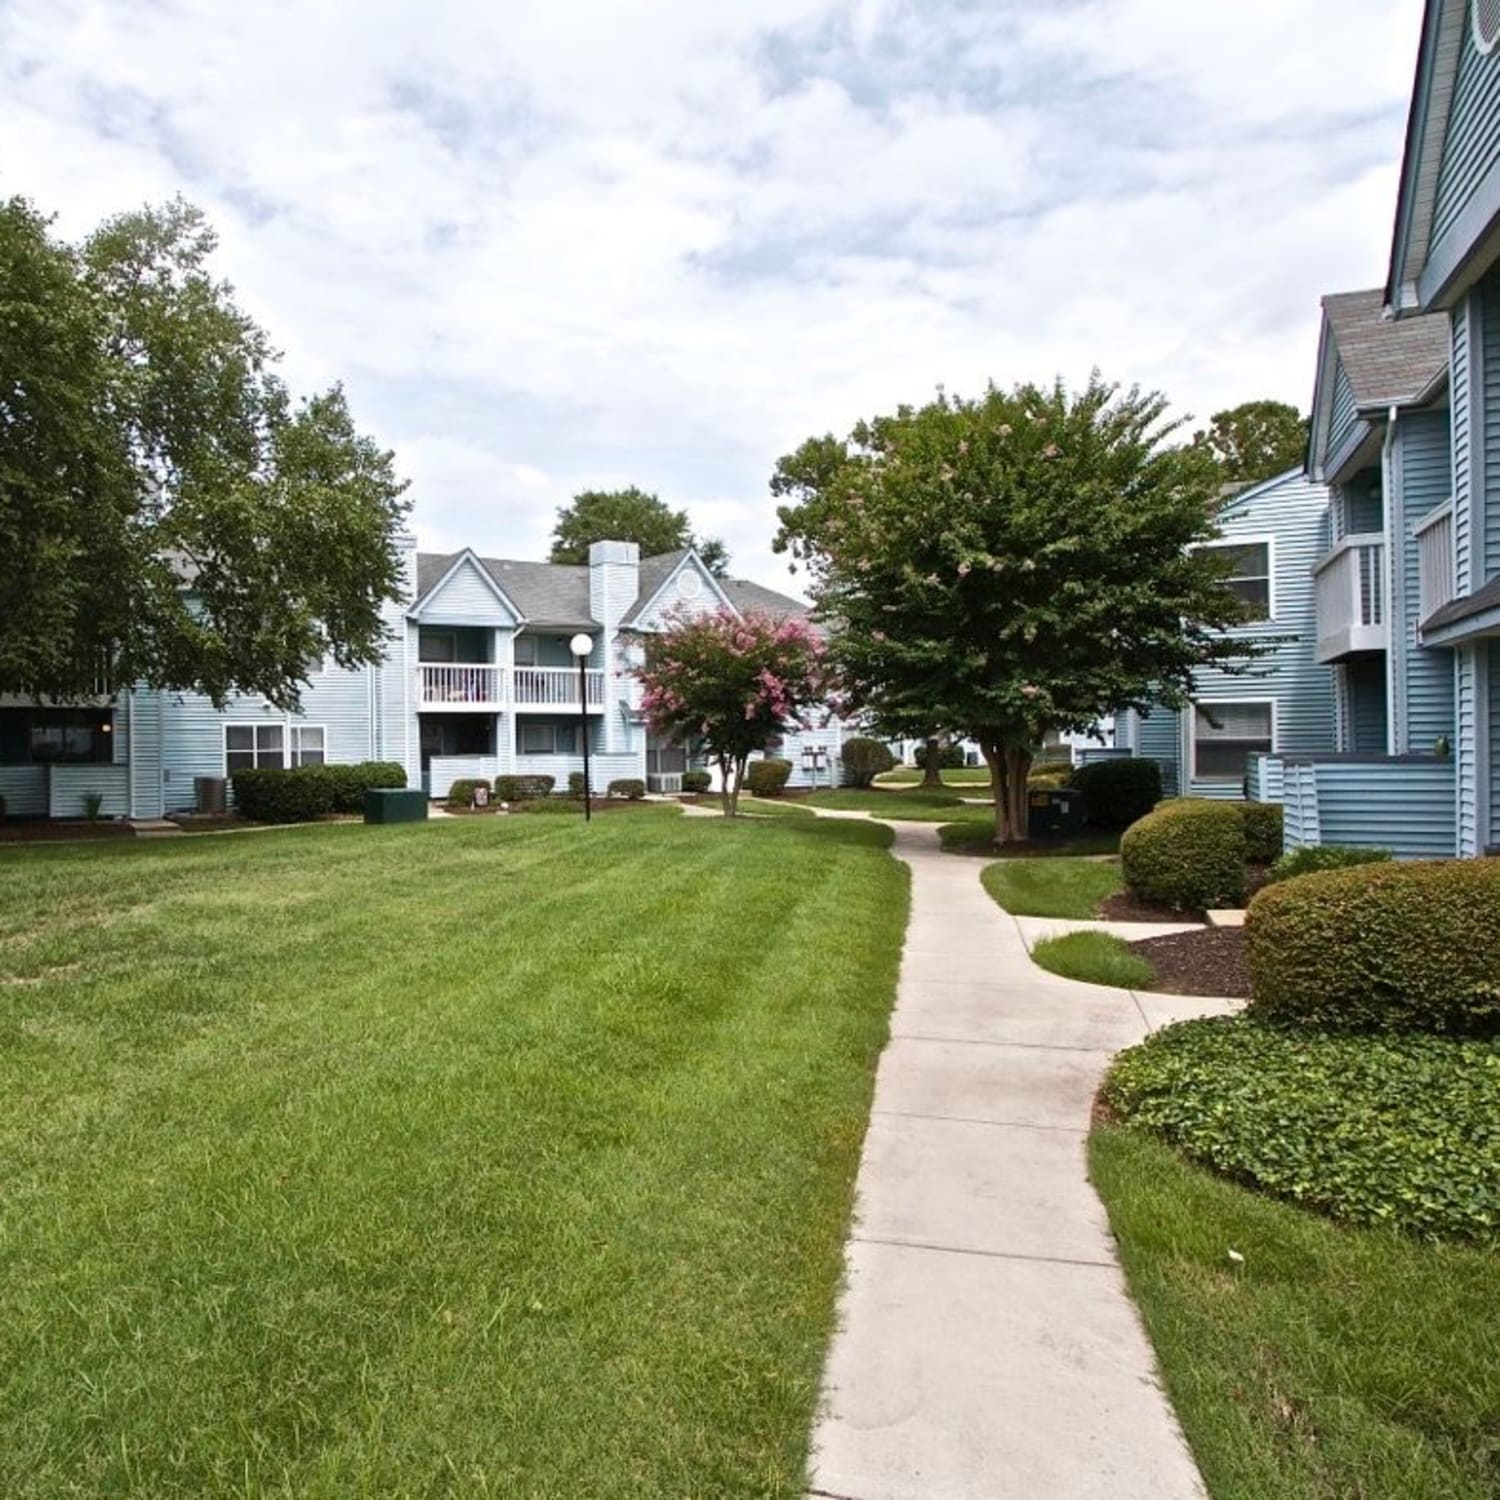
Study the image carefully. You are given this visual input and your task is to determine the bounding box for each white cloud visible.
[1,0,1425,588]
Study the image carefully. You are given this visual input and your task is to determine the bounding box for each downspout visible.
[1382,405,1400,755]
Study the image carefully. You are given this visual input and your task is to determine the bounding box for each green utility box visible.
[364,789,429,824]
[1027,787,1086,840]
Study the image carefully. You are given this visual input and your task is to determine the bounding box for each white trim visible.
[1478,643,1493,848]
[1188,698,1277,784]
[1413,498,1456,537]
[1194,533,1276,624]
[289,723,327,768]
[223,721,327,772]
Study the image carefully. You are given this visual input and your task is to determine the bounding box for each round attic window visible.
[677,569,703,601]
[1475,0,1500,53]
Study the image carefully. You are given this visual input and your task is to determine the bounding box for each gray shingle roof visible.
[718,578,811,621]
[1323,289,1450,410]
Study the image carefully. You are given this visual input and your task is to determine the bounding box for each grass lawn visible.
[797,787,976,820]
[0,810,907,1498]
[1092,1125,1500,1499]
[938,819,1121,856]
[1030,930,1153,988]
[876,767,993,786]
[981,857,1123,918]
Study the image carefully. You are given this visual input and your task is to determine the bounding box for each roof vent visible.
[1475,0,1500,53]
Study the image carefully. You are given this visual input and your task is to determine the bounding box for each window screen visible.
[1193,703,1272,780]
[1201,541,1271,618]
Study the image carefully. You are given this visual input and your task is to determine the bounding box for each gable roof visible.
[415,552,596,627]
[1322,289,1450,409]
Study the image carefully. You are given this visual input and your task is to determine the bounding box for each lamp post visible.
[569,632,594,822]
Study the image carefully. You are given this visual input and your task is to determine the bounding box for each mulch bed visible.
[1099,891,1205,924]
[1130,927,1251,999]
[0,820,136,844]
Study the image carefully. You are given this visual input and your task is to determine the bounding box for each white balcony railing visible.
[416,663,606,710]
[417,663,505,707]
[513,666,605,707]
[1416,504,1455,623]
[1313,533,1388,663]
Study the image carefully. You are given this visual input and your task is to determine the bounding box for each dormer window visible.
[1475,0,1500,53]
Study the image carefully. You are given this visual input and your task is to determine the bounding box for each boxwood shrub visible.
[568,772,585,798]
[446,777,491,808]
[681,770,711,794]
[230,766,335,822]
[1265,844,1393,885]
[1120,799,1246,910]
[1102,1016,1500,1242]
[607,778,646,800]
[1067,758,1162,830]
[1247,858,1500,1036]
[745,758,792,796]
[1239,800,1284,865]
[494,774,555,803]
[840,736,895,788]
[322,761,406,813]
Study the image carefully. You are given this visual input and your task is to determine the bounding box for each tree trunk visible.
[718,754,735,817]
[920,735,944,788]
[981,741,1035,846]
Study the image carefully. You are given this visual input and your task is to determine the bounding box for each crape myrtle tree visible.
[773,376,1249,846]
[635,608,824,817]
[1,195,408,709]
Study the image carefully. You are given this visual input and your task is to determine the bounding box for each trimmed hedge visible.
[681,770,711,794]
[607,779,646,800]
[1247,858,1500,1036]
[841,737,895,788]
[494,774,555,803]
[231,766,334,822]
[1067,758,1162,830]
[1266,844,1393,885]
[568,772,585,798]
[1120,799,1246,910]
[1240,800,1284,865]
[745,758,792,796]
[1103,1016,1500,1242]
[446,777,491,808]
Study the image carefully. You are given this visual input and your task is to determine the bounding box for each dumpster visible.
[1027,786,1086,839]
[364,789,429,824]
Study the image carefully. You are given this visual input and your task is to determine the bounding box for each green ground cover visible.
[1092,1124,1500,1500]
[981,857,1123,918]
[0,810,907,1498]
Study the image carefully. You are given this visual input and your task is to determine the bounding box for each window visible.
[1199,540,1271,619]
[513,635,538,667]
[290,726,325,766]
[26,710,114,764]
[519,722,578,755]
[225,723,285,772]
[1476,0,1500,54]
[1192,702,1273,781]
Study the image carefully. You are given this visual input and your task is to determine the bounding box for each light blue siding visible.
[1484,267,1500,578]
[1453,297,1476,592]
[1347,657,1389,752]
[1491,639,1500,851]
[419,556,518,627]
[1456,644,1480,856]
[1246,754,1284,804]
[128,689,164,818]
[1281,756,1456,858]
[1393,409,1456,751]
[1328,357,1359,458]
[1134,708,1181,796]
[0,766,47,816]
[1432,24,1500,251]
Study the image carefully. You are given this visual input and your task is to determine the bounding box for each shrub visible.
[1026,765,1071,790]
[1120,799,1246,911]
[1103,1016,1500,1242]
[494,775,555,803]
[939,742,968,770]
[681,770,711,794]
[1246,858,1500,1036]
[83,791,104,822]
[1066,758,1162,830]
[745,758,792,797]
[322,761,406,813]
[0,791,6,819]
[1266,844,1393,885]
[568,772,585,798]
[446,777,491,808]
[840,737,895,788]
[1239,800,1284,864]
[231,766,335,822]
[607,778,646,800]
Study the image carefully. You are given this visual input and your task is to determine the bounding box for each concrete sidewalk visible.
[808,819,1238,1500]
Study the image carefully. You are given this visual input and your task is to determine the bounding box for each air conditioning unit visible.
[194,776,227,814]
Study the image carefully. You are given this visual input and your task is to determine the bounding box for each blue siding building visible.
[1116,470,1337,799]
[0,540,842,819]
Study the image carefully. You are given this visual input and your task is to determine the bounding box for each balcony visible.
[416,664,605,711]
[1313,534,1388,663]
[1415,504,1455,623]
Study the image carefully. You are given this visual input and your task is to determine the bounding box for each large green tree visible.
[1190,399,1309,485]
[774,378,1250,845]
[549,486,728,575]
[1,195,408,709]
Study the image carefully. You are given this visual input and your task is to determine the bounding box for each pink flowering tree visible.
[636,608,825,817]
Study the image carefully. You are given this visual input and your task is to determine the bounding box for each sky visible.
[3,0,1425,592]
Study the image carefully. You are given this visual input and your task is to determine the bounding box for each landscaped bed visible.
[0,809,907,1498]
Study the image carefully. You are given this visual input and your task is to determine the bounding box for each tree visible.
[774,377,1250,846]
[549,486,728,575]
[635,608,824,816]
[0,194,408,709]
[1191,399,1309,485]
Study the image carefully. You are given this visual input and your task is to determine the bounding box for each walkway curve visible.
[807,817,1237,1500]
